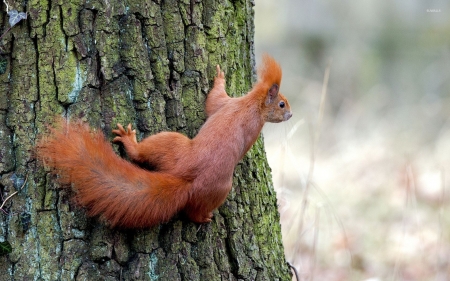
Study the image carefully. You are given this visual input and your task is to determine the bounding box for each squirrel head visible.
[262,84,292,123]
[256,55,292,123]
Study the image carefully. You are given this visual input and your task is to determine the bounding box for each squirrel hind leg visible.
[120,131,191,173]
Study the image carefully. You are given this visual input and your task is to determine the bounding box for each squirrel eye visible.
[279,101,285,108]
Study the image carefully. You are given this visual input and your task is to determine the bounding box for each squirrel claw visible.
[112,123,125,135]
[112,136,122,143]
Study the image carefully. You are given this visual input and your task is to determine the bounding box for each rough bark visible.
[0,0,290,280]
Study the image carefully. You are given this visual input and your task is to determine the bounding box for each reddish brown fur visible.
[36,55,292,228]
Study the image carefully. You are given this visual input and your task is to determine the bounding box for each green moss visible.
[136,92,168,134]
[101,75,136,136]
[8,30,38,170]
[60,1,82,36]
[90,227,113,262]
[131,227,160,253]
[178,245,200,280]
[60,239,87,280]
[28,0,49,38]
[56,52,87,105]
[34,3,66,126]
[185,27,207,71]
[0,114,13,173]
[181,72,206,136]
[69,87,102,126]
[95,14,121,80]
[37,211,62,280]
[161,0,185,73]
[119,14,154,103]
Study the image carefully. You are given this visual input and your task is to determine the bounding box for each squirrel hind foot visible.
[187,211,213,224]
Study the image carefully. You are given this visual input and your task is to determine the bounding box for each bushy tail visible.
[36,119,191,228]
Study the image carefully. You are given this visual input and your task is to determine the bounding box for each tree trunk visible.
[0,0,290,280]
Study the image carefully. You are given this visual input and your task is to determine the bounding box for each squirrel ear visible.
[266,84,279,105]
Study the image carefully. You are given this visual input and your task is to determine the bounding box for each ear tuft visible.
[266,84,279,105]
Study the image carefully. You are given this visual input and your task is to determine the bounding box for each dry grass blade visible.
[0,174,28,213]
[291,60,332,268]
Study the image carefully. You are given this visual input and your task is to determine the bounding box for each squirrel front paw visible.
[214,65,225,86]
[216,65,225,79]
[112,123,138,145]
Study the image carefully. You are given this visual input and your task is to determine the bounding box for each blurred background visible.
[255,1,450,280]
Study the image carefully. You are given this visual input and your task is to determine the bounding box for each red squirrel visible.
[36,55,292,228]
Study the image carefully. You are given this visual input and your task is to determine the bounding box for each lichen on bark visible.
[0,1,291,280]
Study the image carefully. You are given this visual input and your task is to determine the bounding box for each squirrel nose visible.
[285,112,292,120]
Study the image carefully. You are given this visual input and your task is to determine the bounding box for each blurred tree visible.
[0,0,290,280]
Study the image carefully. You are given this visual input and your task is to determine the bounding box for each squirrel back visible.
[182,55,291,220]
[36,55,291,228]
